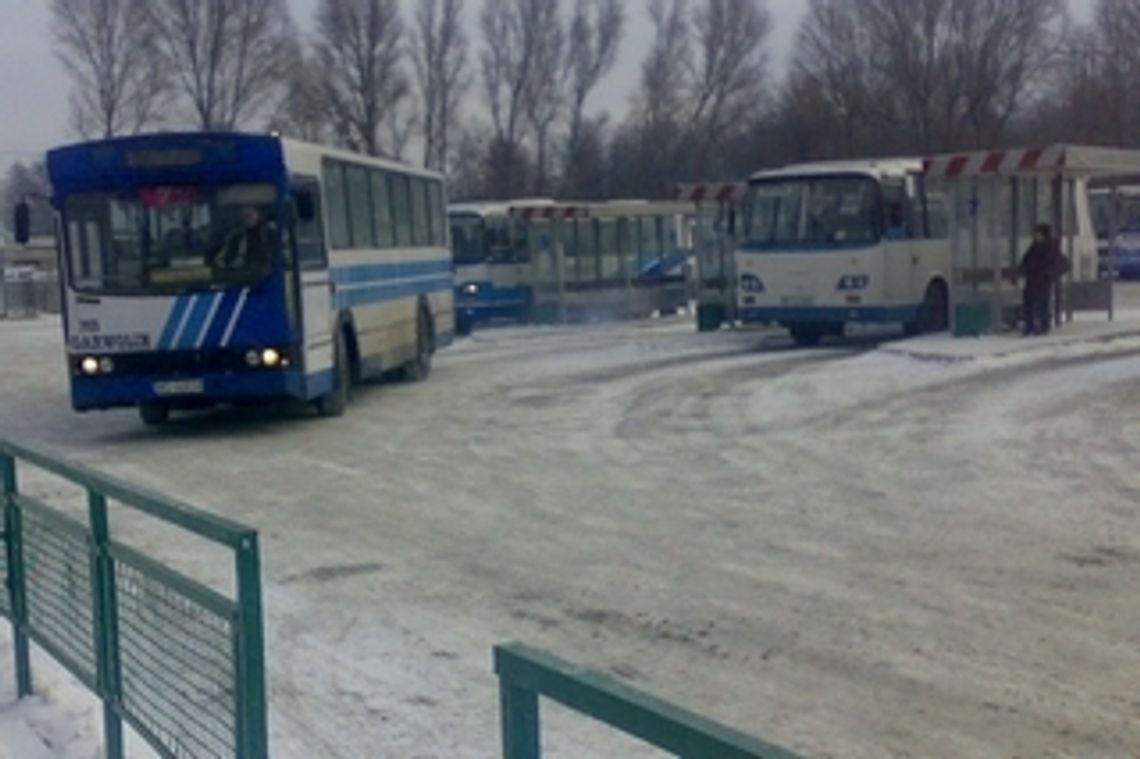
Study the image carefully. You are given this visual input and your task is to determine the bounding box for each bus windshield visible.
[450,213,524,264]
[745,176,880,248]
[63,183,279,294]
[450,214,487,264]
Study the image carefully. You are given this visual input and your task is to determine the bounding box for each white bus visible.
[734,159,952,345]
[25,132,453,424]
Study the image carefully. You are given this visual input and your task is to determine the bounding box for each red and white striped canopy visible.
[923,145,1140,179]
[509,205,590,221]
[675,182,746,203]
[923,146,1067,178]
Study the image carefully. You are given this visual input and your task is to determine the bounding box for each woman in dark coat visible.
[1018,224,1066,336]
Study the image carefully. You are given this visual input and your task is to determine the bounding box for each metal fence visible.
[0,275,61,318]
[0,437,267,759]
[494,643,802,759]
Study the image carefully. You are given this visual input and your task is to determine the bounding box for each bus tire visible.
[907,280,949,336]
[789,324,823,347]
[316,330,349,417]
[139,403,170,427]
[403,305,435,382]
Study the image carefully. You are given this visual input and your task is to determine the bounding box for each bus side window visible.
[294,179,327,270]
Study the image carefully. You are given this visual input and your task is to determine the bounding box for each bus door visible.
[881,176,915,301]
[291,177,334,386]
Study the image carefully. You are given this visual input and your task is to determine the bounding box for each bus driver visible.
[213,206,272,270]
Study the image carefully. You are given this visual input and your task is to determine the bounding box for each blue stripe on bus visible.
[157,295,192,351]
[333,276,453,310]
[202,288,243,349]
[330,259,452,285]
[176,294,218,350]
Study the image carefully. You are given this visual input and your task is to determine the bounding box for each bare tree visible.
[637,0,691,133]
[946,0,1065,148]
[147,0,296,131]
[686,0,772,163]
[413,0,470,171]
[268,51,333,143]
[791,0,1065,155]
[480,0,548,196]
[793,0,882,157]
[1094,0,1140,145]
[313,0,409,157]
[51,0,167,138]
[523,0,566,194]
[562,0,624,195]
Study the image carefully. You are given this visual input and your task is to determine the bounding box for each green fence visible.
[494,643,802,759]
[0,438,267,759]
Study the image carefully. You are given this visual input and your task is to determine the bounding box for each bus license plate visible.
[781,295,814,306]
[154,379,205,396]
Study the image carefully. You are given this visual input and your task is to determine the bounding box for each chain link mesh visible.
[115,557,237,758]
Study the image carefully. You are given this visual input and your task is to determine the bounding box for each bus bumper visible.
[738,304,921,325]
[71,370,309,412]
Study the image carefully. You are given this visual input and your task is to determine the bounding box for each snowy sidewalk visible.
[880,308,1140,363]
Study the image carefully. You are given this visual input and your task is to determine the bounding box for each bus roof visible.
[750,157,923,183]
[449,199,555,218]
[507,199,692,220]
[45,132,442,199]
[279,136,443,181]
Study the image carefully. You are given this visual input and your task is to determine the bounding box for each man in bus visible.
[213,206,273,270]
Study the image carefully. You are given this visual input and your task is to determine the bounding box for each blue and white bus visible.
[449,201,548,334]
[21,132,453,424]
[734,159,952,345]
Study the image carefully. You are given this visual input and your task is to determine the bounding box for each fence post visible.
[235,533,267,759]
[500,680,541,759]
[1,451,32,697]
[87,489,123,759]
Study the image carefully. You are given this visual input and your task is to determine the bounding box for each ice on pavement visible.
[1,312,1140,758]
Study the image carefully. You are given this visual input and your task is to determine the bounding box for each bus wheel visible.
[403,306,435,382]
[139,403,170,427]
[789,324,823,347]
[316,330,349,417]
[907,281,949,335]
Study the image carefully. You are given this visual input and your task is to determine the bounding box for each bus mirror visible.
[14,201,30,244]
[296,189,316,222]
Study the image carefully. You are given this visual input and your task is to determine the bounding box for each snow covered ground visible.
[1,291,1140,757]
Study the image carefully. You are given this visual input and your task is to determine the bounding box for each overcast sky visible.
[0,0,1097,177]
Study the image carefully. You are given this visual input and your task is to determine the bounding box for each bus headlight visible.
[245,350,261,367]
[463,282,479,295]
[80,357,100,375]
[98,357,115,374]
[261,348,282,367]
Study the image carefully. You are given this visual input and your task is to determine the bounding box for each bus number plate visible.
[154,380,205,396]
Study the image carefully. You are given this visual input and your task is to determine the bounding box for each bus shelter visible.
[675,182,746,332]
[924,145,1140,335]
[509,201,694,324]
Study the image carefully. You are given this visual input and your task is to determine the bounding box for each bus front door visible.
[292,178,335,394]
